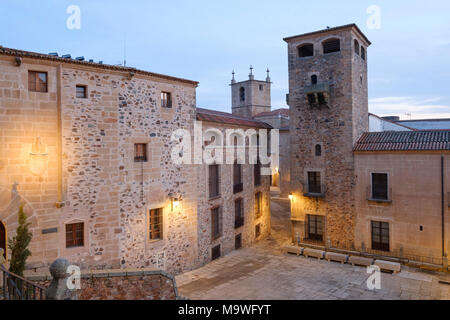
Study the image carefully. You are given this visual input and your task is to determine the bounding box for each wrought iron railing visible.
[1,265,46,300]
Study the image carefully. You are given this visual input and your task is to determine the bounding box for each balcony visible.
[304,83,330,95]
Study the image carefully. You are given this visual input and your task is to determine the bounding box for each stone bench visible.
[325,252,349,264]
[283,246,303,256]
[374,259,401,274]
[348,256,373,267]
[303,248,325,260]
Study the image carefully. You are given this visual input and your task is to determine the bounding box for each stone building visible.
[284,24,449,267]
[0,46,271,274]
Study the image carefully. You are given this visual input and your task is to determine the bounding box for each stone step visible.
[374,259,401,274]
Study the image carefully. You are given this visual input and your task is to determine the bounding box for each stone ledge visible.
[283,245,304,256]
[374,259,401,274]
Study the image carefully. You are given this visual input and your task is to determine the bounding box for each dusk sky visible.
[1,0,449,119]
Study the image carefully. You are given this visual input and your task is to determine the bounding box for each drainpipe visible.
[56,64,64,208]
[441,155,447,267]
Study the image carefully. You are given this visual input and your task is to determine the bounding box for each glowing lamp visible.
[29,137,48,176]
[288,193,294,201]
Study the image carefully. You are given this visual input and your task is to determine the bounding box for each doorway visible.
[0,220,6,259]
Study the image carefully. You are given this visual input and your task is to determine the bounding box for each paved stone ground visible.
[176,192,450,300]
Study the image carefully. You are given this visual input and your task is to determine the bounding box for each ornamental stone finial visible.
[249,65,254,80]
[46,258,78,300]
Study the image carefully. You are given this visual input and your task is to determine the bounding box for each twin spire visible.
[231,66,271,84]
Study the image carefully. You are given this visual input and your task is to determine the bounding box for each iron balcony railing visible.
[1,265,46,300]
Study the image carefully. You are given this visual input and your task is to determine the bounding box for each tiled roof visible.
[254,108,289,118]
[196,108,272,129]
[354,130,450,152]
[0,46,198,86]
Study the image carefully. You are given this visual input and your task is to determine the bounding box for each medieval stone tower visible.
[231,67,272,118]
[284,24,371,248]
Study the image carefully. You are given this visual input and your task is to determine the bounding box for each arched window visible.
[354,39,360,56]
[315,144,322,157]
[361,47,366,60]
[298,43,314,57]
[311,75,318,85]
[239,87,245,102]
[322,38,340,54]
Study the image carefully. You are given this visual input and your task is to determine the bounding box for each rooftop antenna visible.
[231,70,236,84]
[123,33,127,67]
[405,112,412,120]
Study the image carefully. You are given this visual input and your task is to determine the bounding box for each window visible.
[161,91,172,108]
[311,75,318,85]
[134,143,147,162]
[361,47,366,60]
[211,245,221,260]
[149,208,163,241]
[307,93,316,104]
[235,198,244,229]
[255,224,261,238]
[371,221,390,251]
[254,162,261,186]
[28,71,48,92]
[354,39,360,55]
[306,215,324,241]
[233,163,243,194]
[239,87,245,102]
[371,173,388,200]
[76,85,87,98]
[298,44,314,57]
[322,38,340,54]
[211,207,222,240]
[315,144,322,157]
[255,192,262,218]
[66,222,84,248]
[308,171,321,194]
[235,234,242,250]
[259,84,264,91]
[317,93,326,105]
[209,164,220,198]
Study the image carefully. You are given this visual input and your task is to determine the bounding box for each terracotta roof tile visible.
[196,108,272,129]
[354,130,450,152]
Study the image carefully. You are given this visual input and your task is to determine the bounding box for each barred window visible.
[234,198,244,229]
[134,143,147,162]
[233,162,243,194]
[149,208,163,241]
[323,38,340,54]
[28,71,48,92]
[211,245,221,260]
[66,223,84,248]
[255,192,262,218]
[372,173,388,200]
[161,91,172,108]
[371,221,389,252]
[308,171,321,194]
[209,164,220,198]
[76,85,87,98]
[211,207,222,240]
[306,215,324,242]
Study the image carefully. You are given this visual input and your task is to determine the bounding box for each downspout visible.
[441,155,445,260]
[56,64,64,208]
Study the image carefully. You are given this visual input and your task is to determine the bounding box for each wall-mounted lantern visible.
[169,194,182,212]
[29,137,48,176]
[288,193,294,201]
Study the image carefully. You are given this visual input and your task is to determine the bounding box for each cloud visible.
[369,96,450,120]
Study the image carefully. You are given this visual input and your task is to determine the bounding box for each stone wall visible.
[285,26,370,248]
[0,54,198,274]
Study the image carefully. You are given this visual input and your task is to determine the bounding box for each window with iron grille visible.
[372,173,388,200]
[134,143,147,162]
[209,164,220,198]
[254,162,261,186]
[161,91,172,108]
[323,38,341,54]
[149,208,163,241]
[298,44,314,57]
[255,224,261,238]
[234,198,244,229]
[315,144,322,157]
[255,192,262,219]
[306,215,324,242]
[211,207,222,240]
[28,71,48,92]
[371,221,390,251]
[66,222,84,248]
[211,245,221,260]
[235,234,242,250]
[233,162,243,193]
[76,85,87,98]
[308,171,321,194]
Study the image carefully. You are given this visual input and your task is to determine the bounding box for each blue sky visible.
[1,0,449,119]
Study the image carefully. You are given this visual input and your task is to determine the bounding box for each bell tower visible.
[231,66,272,118]
[284,24,371,248]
